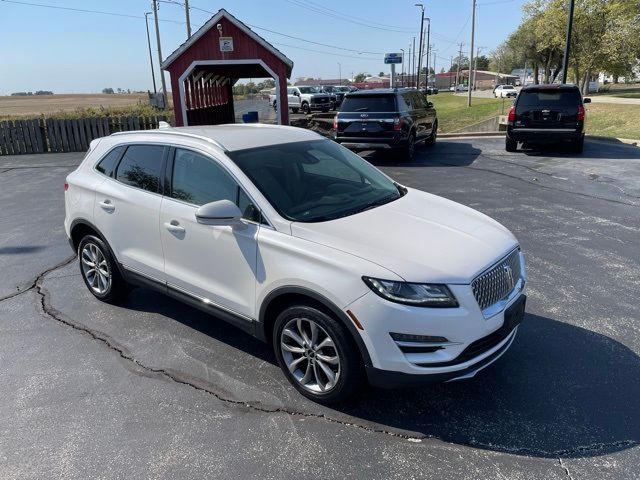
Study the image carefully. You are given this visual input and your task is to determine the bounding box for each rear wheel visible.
[78,235,128,303]
[292,107,299,114]
[425,121,438,146]
[402,133,416,160]
[505,137,518,152]
[273,305,364,404]
[301,102,310,114]
[272,101,277,111]
[571,136,584,154]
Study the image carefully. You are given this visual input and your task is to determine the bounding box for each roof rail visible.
[110,129,227,152]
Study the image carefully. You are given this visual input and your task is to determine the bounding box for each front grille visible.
[472,248,521,311]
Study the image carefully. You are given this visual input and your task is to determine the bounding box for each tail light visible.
[393,117,401,131]
[64,182,69,191]
[507,106,516,123]
[577,105,585,122]
[333,116,337,130]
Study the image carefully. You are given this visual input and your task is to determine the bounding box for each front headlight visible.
[362,277,458,308]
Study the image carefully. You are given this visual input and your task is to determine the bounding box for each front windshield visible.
[299,86,321,94]
[228,139,404,222]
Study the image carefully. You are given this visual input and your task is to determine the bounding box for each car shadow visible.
[363,141,483,168]
[120,288,639,459]
[521,139,640,160]
[0,245,47,255]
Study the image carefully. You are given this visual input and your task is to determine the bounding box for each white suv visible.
[64,124,526,403]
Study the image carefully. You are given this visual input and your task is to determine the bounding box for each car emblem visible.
[360,113,369,118]
[502,264,514,290]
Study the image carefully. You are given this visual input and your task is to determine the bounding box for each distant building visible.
[294,78,348,86]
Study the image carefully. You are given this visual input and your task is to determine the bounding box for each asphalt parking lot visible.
[1,137,638,479]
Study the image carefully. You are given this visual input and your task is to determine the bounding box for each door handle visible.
[99,200,115,212]
[164,221,185,234]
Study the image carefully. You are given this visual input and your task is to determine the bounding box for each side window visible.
[95,146,125,177]
[399,93,413,111]
[411,92,426,109]
[115,145,164,193]
[171,148,261,222]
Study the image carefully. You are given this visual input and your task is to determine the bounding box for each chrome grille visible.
[472,249,522,311]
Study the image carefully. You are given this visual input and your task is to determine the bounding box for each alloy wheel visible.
[81,243,111,294]
[280,317,341,393]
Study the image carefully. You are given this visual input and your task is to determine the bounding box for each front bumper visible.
[345,263,526,387]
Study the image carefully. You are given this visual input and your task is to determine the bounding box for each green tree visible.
[353,73,369,82]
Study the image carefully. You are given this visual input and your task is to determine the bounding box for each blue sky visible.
[0,0,527,94]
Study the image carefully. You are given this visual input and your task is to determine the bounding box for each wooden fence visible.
[0,115,168,156]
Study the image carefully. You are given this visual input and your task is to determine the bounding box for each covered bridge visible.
[161,9,294,126]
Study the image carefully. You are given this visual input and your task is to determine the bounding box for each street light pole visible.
[152,0,168,109]
[400,49,405,86]
[467,0,476,107]
[561,0,575,84]
[412,37,416,87]
[415,4,425,88]
[425,17,430,92]
[144,12,157,94]
[338,62,342,85]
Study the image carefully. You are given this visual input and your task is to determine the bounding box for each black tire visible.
[292,107,299,114]
[321,108,330,113]
[78,235,129,303]
[301,102,310,114]
[505,137,518,152]
[272,101,277,111]
[425,121,437,146]
[273,305,365,404]
[402,133,416,160]
[571,136,584,154]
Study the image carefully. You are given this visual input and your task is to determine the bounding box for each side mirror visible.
[195,199,244,227]
[583,97,591,103]
[427,101,433,108]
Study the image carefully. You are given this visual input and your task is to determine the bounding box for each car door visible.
[287,88,300,108]
[410,92,429,140]
[93,144,167,281]
[159,147,261,320]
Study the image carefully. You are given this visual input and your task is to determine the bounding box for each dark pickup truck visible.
[333,88,438,160]
[506,84,591,153]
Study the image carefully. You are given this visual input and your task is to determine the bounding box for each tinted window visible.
[115,145,164,193]
[517,89,581,108]
[400,93,414,110]
[170,149,260,222]
[341,95,396,112]
[411,92,426,109]
[228,139,402,222]
[95,146,125,177]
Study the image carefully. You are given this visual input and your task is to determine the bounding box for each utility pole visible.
[450,55,453,89]
[415,3,425,88]
[455,43,463,91]
[467,0,476,107]
[425,18,431,91]
[400,49,405,86]
[472,46,481,93]
[144,12,157,94]
[184,0,192,38]
[152,0,167,109]
[561,0,575,84]
[338,62,342,85]
[412,37,416,87]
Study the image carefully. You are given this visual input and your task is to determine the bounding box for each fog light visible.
[390,333,448,343]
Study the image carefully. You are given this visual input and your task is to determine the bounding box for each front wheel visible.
[301,102,310,114]
[273,305,364,404]
[272,101,277,112]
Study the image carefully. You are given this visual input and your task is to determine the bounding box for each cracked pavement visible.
[1,138,639,479]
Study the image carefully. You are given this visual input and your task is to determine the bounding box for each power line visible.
[0,0,185,24]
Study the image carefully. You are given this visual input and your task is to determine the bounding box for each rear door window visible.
[341,95,396,112]
[115,145,164,193]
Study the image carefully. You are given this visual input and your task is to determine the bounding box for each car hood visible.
[290,188,518,284]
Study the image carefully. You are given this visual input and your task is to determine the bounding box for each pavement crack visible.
[558,457,574,480]
[0,255,76,303]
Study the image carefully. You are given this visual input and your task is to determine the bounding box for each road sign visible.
[384,53,403,64]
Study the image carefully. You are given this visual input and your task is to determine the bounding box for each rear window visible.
[341,95,396,112]
[517,89,581,108]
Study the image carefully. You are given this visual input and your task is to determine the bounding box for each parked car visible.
[321,85,351,109]
[506,84,591,153]
[334,88,438,160]
[494,84,518,98]
[270,86,331,114]
[449,84,468,92]
[426,86,439,95]
[65,124,526,404]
